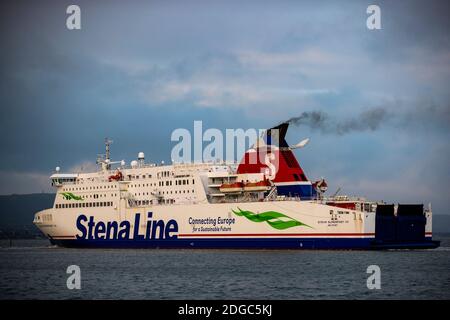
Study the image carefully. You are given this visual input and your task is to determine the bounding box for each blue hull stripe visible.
[52,237,374,249]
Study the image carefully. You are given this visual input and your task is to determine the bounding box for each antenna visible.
[105,138,113,161]
[96,138,114,170]
[332,187,342,198]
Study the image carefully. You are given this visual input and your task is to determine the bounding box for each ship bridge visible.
[50,173,78,186]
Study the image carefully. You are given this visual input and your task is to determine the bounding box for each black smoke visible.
[284,107,388,135]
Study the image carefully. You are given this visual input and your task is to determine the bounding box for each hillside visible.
[0,193,55,237]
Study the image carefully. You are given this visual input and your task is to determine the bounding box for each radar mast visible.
[97,138,114,170]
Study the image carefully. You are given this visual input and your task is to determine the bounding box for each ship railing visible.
[264,186,278,201]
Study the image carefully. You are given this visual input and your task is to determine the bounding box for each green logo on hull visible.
[232,208,311,230]
[61,192,83,201]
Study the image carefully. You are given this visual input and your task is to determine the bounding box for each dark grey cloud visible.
[361,0,450,60]
[0,0,449,213]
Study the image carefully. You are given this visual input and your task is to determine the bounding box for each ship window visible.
[293,174,300,181]
[299,173,307,181]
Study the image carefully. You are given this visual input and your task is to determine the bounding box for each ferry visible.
[33,123,440,249]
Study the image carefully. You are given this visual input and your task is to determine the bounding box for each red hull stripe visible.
[179,233,376,237]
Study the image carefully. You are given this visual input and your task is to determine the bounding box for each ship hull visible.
[34,200,438,250]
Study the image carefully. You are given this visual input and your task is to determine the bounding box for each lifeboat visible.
[219,182,244,193]
[243,179,272,192]
[108,170,123,182]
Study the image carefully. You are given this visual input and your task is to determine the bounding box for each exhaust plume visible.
[284,107,388,135]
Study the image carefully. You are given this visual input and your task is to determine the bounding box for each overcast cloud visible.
[0,0,449,214]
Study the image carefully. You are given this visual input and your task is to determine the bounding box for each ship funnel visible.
[237,121,317,199]
[263,123,289,148]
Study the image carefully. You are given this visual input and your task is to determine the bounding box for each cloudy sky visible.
[0,0,449,214]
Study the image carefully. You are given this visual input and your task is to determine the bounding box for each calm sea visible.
[1,235,449,300]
